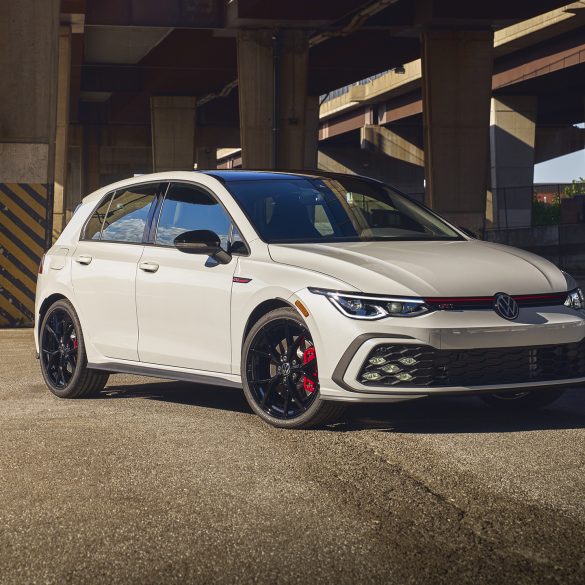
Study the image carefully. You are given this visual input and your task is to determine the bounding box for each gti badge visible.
[493,292,519,321]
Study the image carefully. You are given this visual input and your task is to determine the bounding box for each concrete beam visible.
[536,124,585,164]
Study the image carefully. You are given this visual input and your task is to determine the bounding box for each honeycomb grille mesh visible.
[358,341,585,387]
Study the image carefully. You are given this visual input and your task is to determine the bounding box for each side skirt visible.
[89,362,243,389]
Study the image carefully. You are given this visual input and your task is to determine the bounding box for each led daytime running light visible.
[309,288,430,320]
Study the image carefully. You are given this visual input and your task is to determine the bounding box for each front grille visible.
[424,292,567,311]
[358,341,585,387]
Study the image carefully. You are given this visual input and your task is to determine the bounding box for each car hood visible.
[268,240,570,297]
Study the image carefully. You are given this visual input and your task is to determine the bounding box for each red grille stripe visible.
[425,293,566,304]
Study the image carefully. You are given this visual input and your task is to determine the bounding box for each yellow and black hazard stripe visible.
[0,183,52,327]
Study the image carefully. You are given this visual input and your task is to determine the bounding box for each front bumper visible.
[291,289,585,403]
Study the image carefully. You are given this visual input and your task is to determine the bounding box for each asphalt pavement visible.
[1,328,584,585]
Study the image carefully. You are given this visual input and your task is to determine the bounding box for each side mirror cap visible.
[174,230,232,264]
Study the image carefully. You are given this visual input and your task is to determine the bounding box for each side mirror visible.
[174,230,232,264]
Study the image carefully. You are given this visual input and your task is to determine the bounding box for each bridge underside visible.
[0,0,583,325]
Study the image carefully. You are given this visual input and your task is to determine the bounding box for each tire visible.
[39,299,109,398]
[479,388,565,411]
[241,307,346,429]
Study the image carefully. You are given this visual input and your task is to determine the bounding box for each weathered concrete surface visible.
[1,329,584,584]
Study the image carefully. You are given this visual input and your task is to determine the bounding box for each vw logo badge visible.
[493,292,519,321]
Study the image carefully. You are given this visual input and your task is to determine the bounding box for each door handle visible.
[75,255,92,265]
[139,261,159,273]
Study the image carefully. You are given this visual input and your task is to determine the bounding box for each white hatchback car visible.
[36,170,585,428]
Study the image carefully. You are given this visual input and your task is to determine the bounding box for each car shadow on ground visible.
[98,378,585,435]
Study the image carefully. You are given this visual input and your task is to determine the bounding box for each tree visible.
[564,177,585,198]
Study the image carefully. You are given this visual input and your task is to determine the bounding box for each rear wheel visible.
[242,307,345,429]
[39,299,109,398]
[479,388,565,411]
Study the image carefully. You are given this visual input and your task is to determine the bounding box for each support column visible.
[361,125,425,194]
[318,125,425,197]
[196,147,218,170]
[237,30,311,169]
[304,95,320,170]
[0,0,60,326]
[83,125,101,195]
[53,24,72,241]
[150,96,197,172]
[421,30,494,233]
[489,96,537,229]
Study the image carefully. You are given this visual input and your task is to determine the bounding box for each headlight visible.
[565,288,585,310]
[309,288,431,320]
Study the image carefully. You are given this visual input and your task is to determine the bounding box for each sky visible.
[535,149,585,184]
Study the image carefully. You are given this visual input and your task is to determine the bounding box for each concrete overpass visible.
[314,2,585,228]
[0,0,580,325]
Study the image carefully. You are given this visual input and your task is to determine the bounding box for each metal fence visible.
[488,183,585,231]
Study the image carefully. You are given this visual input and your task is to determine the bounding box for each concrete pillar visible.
[83,126,101,195]
[304,95,320,169]
[0,0,60,187]
[53,25,72,241]
[319,125,425,198]
[196,147,218,170]
[237,30,311,169]
[67,125,84,223]
[0,0,60,326]
[421,30,494,234]
[361,125,425,194]
[150,96,197,172]
[489,96,537,229]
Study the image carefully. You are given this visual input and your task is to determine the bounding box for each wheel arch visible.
[242,298,296,345]
[38,293,70,330]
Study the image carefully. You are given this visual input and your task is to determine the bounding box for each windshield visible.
[226,176,462,243]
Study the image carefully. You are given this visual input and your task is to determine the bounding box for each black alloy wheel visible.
[39,299,109,398]
[41,307,78,389]
[242,307,345,429]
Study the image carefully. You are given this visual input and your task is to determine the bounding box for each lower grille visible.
[358,340,585,387]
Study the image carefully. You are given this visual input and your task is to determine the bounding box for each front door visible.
[136,182,237,372]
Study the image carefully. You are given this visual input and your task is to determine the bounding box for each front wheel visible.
[479,388,565,411]
[39,299,109,398]
[241,307,345,429]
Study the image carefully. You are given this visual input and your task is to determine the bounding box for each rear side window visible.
[155,183,231,248]
[101,184,159,243]
[84,194,114,240]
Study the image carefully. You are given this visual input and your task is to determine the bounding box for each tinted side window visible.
[101,184,158,243]
[84,193,114,240]
[156,184,231,248]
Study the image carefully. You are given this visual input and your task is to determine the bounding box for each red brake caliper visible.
[302,346,317,393]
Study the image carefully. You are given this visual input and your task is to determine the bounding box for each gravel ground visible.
[1,328,584,585]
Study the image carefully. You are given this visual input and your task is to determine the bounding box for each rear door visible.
[136,181,240,372]
[72,182,162,361]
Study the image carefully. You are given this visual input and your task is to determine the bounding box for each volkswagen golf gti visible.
[35,170,585,428]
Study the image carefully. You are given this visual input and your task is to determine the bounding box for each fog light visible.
[362,371,382,382]
[398,357,417,366]
[369,356,387,366]
[381,364,401,374]
[395,373,413,382]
